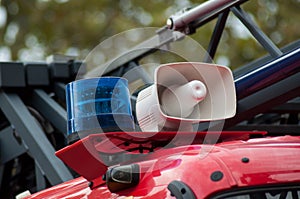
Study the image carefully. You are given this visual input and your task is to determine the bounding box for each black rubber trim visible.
[167,180,196,199]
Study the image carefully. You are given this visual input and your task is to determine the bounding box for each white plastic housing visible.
[136,62,236,132]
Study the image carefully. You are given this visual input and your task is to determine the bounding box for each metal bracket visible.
[0,126,28,164]
[30,89,68,139]
[0,91,73,185]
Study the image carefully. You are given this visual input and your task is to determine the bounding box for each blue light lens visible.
[66,77,134,136]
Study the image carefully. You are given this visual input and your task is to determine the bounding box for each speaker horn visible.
[136,62,236,132]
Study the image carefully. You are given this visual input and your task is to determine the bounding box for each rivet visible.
[241,157,250,163]
[210,171,223,182]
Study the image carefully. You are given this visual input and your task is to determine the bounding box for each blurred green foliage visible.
[0,0,299,70]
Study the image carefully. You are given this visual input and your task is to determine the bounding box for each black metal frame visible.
[0,58,82,195]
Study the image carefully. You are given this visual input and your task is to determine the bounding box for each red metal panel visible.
[25,133,300,199]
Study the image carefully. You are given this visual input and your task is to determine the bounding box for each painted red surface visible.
[25,132,300,199]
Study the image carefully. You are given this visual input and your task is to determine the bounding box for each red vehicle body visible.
[23,131,300,199]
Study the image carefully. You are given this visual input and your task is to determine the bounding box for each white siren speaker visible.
[136,62,236,132]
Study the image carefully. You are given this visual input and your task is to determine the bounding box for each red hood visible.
[25,134,300,199]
